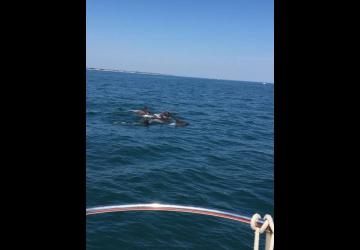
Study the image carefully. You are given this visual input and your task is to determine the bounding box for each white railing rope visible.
[87,203,274,250]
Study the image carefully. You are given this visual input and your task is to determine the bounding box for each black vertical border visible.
[275,0,337,248]
[11,0,87,248]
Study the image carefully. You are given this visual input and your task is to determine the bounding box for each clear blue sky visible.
[87,0,273,82]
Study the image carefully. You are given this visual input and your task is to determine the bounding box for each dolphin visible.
[149,111,172,124]
[175,119,189,127]
[131,106,151,116]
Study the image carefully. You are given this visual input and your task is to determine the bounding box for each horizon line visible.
[86,67,274,84]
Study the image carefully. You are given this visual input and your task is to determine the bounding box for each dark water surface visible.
[86,69,273,249]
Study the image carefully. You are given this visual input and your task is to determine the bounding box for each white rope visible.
[263,214,274,250]
[250,213,274,250]
[250,213,262,250]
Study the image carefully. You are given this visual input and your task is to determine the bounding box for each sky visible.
[86,0,274,82]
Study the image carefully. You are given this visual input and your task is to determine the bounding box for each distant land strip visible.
[86,67,274,85]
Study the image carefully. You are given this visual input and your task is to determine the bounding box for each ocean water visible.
[86,69,273,250]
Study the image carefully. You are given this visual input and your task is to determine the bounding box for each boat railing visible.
[86,203,274,250]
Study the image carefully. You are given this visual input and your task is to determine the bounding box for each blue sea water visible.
[86,69,273,250]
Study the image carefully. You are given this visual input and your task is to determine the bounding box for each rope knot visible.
[250,213,261,231]
[250,213,269,233]
[263,214,274,233]
[250,213,274,250]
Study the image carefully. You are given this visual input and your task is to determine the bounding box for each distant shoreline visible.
[86,67,274,85]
